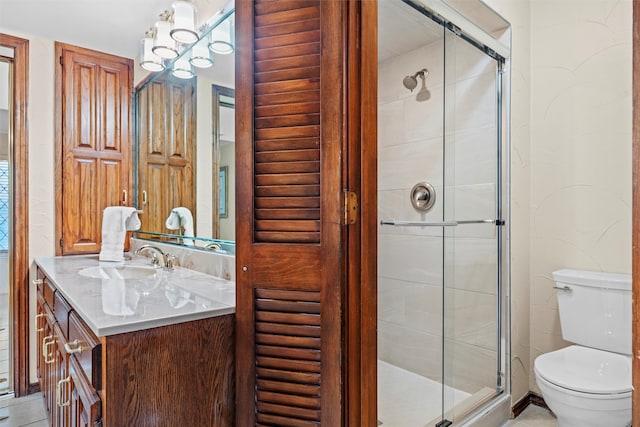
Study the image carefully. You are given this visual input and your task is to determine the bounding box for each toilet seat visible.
[535,345,632,395]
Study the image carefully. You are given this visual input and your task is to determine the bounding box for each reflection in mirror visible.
[212,85,235,241]
[134,9,235,254]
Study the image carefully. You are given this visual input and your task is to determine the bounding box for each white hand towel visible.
[99,207,141,262]
[165,207,195,246]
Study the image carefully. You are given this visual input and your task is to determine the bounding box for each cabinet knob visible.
[32,279,43,286]
[64,339,83,355]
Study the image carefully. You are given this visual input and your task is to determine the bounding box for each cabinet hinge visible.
[59,238,63,248]
[59,56,63,66]
[343,191,358,225]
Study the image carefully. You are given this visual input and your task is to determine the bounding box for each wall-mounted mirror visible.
[134,8,235,254]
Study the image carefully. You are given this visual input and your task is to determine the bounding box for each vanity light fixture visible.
[152,11,179,59]
[189,37,214,68]
[171,51,194,79]
[140,29,165,72]
[170,0,198,44]
[208,17,234,55]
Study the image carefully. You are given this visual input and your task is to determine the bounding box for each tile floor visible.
[0,391,556,427]
[504,404,558,426]
[0,394,47,427]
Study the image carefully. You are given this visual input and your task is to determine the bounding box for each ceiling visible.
[0,0,226,59]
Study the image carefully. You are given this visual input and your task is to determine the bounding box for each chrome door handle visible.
[553,285,572,292]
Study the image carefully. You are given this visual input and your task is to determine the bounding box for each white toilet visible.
[534,269,632,427]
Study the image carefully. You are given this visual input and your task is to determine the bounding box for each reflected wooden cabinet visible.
[137,74,196,235]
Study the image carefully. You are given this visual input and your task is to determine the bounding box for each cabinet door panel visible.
[57,42,132,255]
[69,356,101,427]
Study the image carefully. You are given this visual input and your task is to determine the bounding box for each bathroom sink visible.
[78,265,158,280]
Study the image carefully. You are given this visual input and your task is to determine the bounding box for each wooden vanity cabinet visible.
[35,266,235,427]
[36,270,101,427]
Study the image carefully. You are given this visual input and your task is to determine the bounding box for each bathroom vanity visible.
[34,255,235,427]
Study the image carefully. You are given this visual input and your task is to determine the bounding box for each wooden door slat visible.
[255,173,320,186]
[256,345,321,362]
[256,356,321,373]
[256,367,321,385]
[255,91,320,107]
[255,43,320,61]
[255,7,320,28]
[257,390,320,409]
[257,402,320,421]
[255,162,320,175]
[255,185,320,198]
[255,55,320,73]
[256,413,319,427]
[255,113,320,130]
[255,30,321,50]
[255,1,320,17]
[256,322,321,338]
[255,311,321,326]
[254,197,320,210]
[256,379,320,396]
[255,103,320,119]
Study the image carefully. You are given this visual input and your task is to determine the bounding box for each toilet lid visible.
[535,345,632,394]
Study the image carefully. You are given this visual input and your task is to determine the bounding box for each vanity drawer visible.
[53,291,72,339]
[43,276,56,309]
[68,311,101,389]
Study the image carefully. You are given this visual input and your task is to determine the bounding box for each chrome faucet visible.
[134,245,175,270]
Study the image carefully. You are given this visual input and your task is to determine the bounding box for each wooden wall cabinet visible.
[55,42,133,255]
[35,267,235,427]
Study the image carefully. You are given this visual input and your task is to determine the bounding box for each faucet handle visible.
[164,254,176,271]
[150,253,161,267]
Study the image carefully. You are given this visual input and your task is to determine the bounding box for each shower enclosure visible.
[377,1,510,426]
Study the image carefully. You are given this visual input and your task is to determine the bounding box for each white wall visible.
[528,0,632,394]
[485,0,632,400]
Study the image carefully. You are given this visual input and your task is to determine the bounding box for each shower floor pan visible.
[378,360,496,427]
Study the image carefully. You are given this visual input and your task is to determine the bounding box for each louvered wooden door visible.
[56,43,132,254]
[236,1,347,425]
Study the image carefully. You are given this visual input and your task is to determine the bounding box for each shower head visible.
[403,68,429,92]
[402,75,418,91]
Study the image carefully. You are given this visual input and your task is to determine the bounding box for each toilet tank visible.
[552,269,631,355]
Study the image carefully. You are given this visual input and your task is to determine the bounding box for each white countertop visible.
[35,255,236,337]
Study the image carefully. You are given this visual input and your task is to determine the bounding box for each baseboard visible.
[511,391,550,418]
[28,382,40,395]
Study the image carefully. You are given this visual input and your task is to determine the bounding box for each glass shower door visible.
[377,1,448,425]
[441,22,505,425]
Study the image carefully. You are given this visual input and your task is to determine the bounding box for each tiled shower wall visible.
[378,32,501,394]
